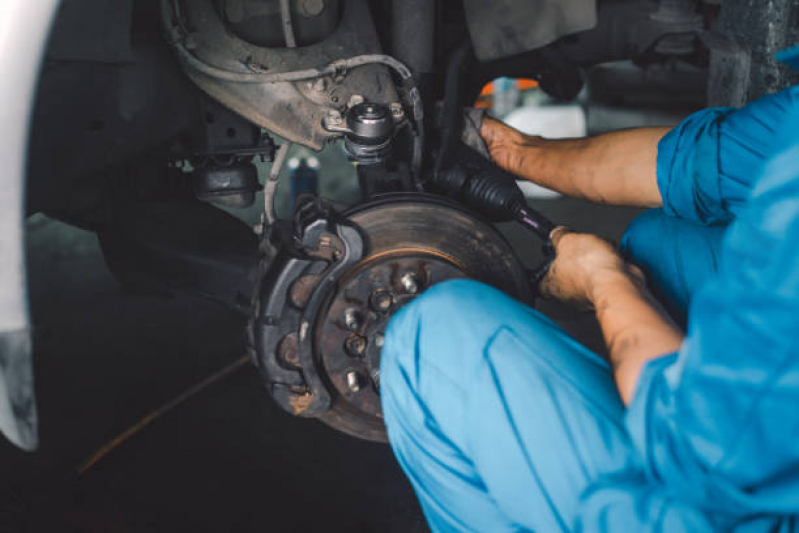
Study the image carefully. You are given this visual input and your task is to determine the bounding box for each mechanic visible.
[379,55,799,530]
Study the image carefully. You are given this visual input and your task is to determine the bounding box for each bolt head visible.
[374,334,384,348]
[370,289,394,312]
[389,103,404,118]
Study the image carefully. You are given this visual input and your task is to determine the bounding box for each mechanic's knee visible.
[620,208,668,261]
[382,279,491,369]
[380,279,513,453]
[380,279,504,408]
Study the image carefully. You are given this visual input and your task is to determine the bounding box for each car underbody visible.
[3,0,799,448]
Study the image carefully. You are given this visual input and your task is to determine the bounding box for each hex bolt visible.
[370,289,394,312]
[344,307,361,330]
[346,370,361,393]
[344,335,367,357]
[400,272,420,294]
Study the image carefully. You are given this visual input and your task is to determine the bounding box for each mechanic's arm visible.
[542,228,684,404]
[481,118,670,208]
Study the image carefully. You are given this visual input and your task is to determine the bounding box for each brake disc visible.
[250,194,532,441]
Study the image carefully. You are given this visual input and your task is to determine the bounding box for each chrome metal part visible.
[342,103,394,164]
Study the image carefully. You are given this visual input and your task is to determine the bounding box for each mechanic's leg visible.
[380,280,636,533]
[621,208,727,325]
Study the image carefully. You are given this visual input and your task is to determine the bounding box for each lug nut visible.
[345,335,367,357]
[346,370,361,392]
[344,307,361,330]
[370,289,394,312]
[400,272,420,294]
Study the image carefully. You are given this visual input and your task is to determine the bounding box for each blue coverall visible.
[380,81,799,530]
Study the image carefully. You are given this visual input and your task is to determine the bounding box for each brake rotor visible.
[252,194,532,442]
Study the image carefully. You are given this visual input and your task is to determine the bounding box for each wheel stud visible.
[346,370,361,393]
[344,307,361,330]
[400,272,420,294]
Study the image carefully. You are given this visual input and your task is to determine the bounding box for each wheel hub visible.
[251,194,531,441]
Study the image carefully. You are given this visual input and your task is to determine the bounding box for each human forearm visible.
[481,119,670,208]
[590,270,684,405]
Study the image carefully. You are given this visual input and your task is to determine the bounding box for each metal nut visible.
[344,335,367,357]
[400,272,420,294]
[389,102,405,119]
[370,289,394,312]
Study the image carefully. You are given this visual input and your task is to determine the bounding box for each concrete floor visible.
[1,214,427,532]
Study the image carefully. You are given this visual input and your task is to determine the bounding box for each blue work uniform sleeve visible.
[579,112,799,529]
[657,86,799,224]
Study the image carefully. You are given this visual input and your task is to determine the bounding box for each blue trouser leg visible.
[380,280,637,532]
[621,209,727,325]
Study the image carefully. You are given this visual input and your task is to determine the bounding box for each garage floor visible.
[0,194,640,533]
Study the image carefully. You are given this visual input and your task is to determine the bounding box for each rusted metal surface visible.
[316,254,467,429]
[175,0,398,150]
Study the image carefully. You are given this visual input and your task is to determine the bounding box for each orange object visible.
[475,78,539,108]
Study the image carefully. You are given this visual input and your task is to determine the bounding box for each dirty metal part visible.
[161,0,401,150]
[342,103,394,164]
[251,194,532,441]
[707,0,799,107]
[464,0,597,62]
[192,161,260,208]
[391,0,435,76]
[650,0,702,55]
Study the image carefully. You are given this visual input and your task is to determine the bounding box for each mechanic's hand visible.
[480,117,545,177]
[540,227,644,308]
